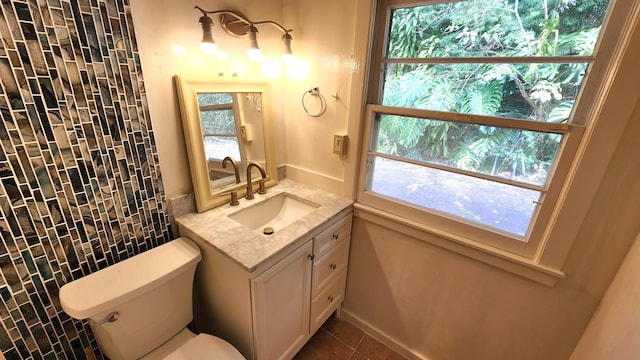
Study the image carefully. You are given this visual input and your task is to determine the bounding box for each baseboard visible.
[338,309,430,360]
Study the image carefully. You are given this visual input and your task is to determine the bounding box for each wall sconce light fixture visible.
[195,6,294,62]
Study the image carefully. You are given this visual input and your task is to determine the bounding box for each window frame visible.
[358,104,585,256]
[356,0,639,282]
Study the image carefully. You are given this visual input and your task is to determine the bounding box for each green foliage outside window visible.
[197,93,236,135]
[381,0,609,184]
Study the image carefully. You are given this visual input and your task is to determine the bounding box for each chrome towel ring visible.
[302,86,327,117]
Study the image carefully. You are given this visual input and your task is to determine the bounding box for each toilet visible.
[59,237,245,360]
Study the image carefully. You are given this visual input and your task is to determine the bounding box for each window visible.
[198,92,241,161]
[358,0,622,257]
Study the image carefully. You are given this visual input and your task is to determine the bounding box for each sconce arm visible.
[252,20,293,34]
[195,6,292,34]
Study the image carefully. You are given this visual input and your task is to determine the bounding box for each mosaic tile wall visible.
[0,0,172,358]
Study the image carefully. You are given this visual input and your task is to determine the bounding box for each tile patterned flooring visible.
[294,316,407,360]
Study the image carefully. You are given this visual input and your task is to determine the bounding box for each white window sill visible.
[353,203,564,286]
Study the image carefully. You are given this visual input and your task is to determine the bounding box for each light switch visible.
[240,125,253,142]
[333,134,347,155]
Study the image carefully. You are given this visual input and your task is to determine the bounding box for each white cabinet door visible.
[251,241,313,360]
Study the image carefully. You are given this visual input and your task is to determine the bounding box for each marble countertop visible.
[176,179,353,273]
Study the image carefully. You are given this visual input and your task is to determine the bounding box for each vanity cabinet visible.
[252,241,312,360]
[309,214,351,333]
[189,212,352,360]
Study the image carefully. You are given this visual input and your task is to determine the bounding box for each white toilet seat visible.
[164,333,246,360]
[140,328,245,360]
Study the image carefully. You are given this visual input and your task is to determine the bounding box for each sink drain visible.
[263,227,274,235]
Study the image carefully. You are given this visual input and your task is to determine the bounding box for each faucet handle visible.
[258,179,267,194]
[220,190,239,206]
[245,184,255,200]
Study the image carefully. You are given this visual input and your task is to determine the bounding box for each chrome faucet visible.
[222,156,241,184]
[245,162,267,200]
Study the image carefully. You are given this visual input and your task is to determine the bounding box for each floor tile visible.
[356,335,407,360]
[322,316,365,348]
[294,316,407,360]
[350,352,368,360]
[293,329,354,360]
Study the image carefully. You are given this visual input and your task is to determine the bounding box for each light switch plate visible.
[333,134,347,155]
[240,125,253,142]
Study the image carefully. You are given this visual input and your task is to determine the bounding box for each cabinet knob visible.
[328,296,334,303]
[332,234,339,240]
[308,254,315,261]
[330,263,337,270]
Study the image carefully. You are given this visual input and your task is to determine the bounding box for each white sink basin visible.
[229,193,320,234]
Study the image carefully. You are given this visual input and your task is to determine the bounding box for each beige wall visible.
[130,0,289,198]
[343,67,640,360]
[234,92,267,168]
[130,0,368,199]
[279,0,370,196]
[130,0,640,359]
[571,232,640,359]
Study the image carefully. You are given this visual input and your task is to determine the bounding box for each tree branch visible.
[513,77,542,119]
[513,0,534,54]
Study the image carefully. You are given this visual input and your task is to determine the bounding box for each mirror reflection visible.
[197,91,266,188]
[174,76,277,212]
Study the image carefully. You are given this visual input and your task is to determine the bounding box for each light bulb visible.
[201,42,217,56]
[199,14,217,55]
[247,26,263,62]
[248,48,264,63]
[282,53,294,64]
[282,32,294,63]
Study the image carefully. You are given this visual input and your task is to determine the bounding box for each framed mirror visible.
[174,75,277,212]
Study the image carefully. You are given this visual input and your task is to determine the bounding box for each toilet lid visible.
[164,334,246,360]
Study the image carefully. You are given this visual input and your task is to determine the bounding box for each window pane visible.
[375,114,562,186]
[204,136,240,160]
[382,62,588,122]
[387,0,610,58]
[200,109,236,134]
[197,92,233,106]
[367,156,540,237]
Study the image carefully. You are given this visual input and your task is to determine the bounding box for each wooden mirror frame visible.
[174,75,278,212]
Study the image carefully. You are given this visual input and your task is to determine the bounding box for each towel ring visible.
[301,87,326,117]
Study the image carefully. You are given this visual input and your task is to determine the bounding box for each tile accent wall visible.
[0,0,172,358]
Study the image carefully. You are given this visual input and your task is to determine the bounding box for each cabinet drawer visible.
[312,237,349,294]
[313,214,352,258]
[310,271,347,333]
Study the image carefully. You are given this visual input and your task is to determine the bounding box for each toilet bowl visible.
[140,328,244,360]
[59,237,244,359]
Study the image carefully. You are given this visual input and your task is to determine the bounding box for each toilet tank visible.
[59,237,202,360]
